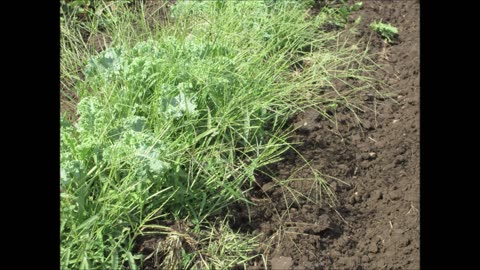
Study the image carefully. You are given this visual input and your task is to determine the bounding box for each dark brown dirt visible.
[232,1,420,269]
[134,0,419,269]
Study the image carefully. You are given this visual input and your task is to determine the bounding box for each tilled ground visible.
[234,1,420,269]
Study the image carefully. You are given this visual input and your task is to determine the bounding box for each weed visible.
[317,0,363,29]
[370,20,399,43]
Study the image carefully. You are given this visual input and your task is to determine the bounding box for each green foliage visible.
[370,20,399,43]
[61,0,377,268]
[317,1,363,29]
[60,0,132,21]
[60,0,92,19]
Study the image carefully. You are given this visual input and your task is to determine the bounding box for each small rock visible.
[337,257,360,269]
[368,152,377,159]
[361,153,370,160]
[406,98,416,105]
[392,119,400,124]
[271,256,293,270]
[302,204,313,211]
[363,94,374,101]
[383,163,395,171]
[348,195,358,204]
[389,190,402,200]
[260,223,273,235]
[338,164,348,171]
[362,120,374,130]
[375,141,385,148]
[330,250,341,258]
[360,160,370,168]
[352,134,362,143]
[357,142,370,152]
[361,255,370,263]
[349,193,362,204]
[262,182,275,192]
[302,261,314,269]
[305,215,332,234]
[395,155,406,165]
[395,146,407,155]
[371,190,383,200]
[368,242,379,253]
[330,181,339,192]
[372,258,386,268]
[398,238,411,248]
[393,229,405,235]
[298,122,316,132]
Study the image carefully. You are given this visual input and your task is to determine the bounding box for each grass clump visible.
[61,0,376,269]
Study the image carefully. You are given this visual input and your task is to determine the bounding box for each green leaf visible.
[126,252,137,270]
[77,215,99,231]
[351,2,363,11]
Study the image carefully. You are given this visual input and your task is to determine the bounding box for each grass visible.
[60,0,377,269]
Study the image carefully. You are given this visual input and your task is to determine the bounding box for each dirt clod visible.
[271,256,293,270]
